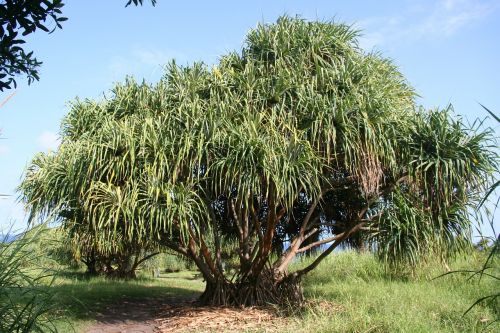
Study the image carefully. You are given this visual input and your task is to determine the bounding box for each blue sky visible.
[1,0,499,236]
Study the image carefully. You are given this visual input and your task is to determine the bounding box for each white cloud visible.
[422,0,492,36]
[0,198,27,233]
[0,144,8,155]
[108,55,131,78]
[107,48,184,81]
[357,0,497,51]
[37,131,60,151]
[133,49,177,66]
[358,31,385,51]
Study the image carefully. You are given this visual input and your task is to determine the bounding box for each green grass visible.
[42,251,498,332]
[290,251,499,333]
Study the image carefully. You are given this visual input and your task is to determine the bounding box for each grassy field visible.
[294,252,498,332]
[44,251,498,333]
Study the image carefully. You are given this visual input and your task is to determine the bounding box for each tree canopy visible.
[19,16,498,306]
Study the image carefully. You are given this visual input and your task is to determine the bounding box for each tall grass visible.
[0,227,60,333]
[289,251,499,333]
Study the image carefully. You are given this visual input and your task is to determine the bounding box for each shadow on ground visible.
[49,271,204,324]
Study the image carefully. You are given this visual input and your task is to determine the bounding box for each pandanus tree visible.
[19,17,497,305]
[22,144,160,278]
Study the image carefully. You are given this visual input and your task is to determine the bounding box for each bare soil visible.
[84,298,172,333]
[84,297,286,333]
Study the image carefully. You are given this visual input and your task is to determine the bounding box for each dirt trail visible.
[84,297,285,333]
[84,298,187,333]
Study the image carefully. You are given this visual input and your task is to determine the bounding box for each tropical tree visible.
[19,17,497,306]
[59,223,160,278]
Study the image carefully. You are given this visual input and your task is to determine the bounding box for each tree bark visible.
[198,269,304,306]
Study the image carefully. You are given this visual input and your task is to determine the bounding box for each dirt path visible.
[83,297,286,333]
[84,297,190,333]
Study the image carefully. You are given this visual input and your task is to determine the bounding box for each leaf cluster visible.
[18,16,499,272]
[125,0,157,7]
[0,0,66,91]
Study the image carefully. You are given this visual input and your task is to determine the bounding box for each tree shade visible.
[19,16,498,305]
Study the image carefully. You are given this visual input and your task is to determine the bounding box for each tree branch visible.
[134,251,160,268]
[295,222,365,277]
[297,232,345,253]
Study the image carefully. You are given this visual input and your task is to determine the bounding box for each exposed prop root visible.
[199,270,304,307]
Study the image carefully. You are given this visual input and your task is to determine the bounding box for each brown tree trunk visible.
[198,270,304,306]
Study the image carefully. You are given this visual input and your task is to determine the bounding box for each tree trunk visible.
[198,269,304,306]
[82,251,100,276]
[84,259,98,275]
[108,268,137,279]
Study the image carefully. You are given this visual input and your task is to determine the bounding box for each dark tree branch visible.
[295,222,365,277]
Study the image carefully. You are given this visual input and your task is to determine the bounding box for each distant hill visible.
[0,233,19,243]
